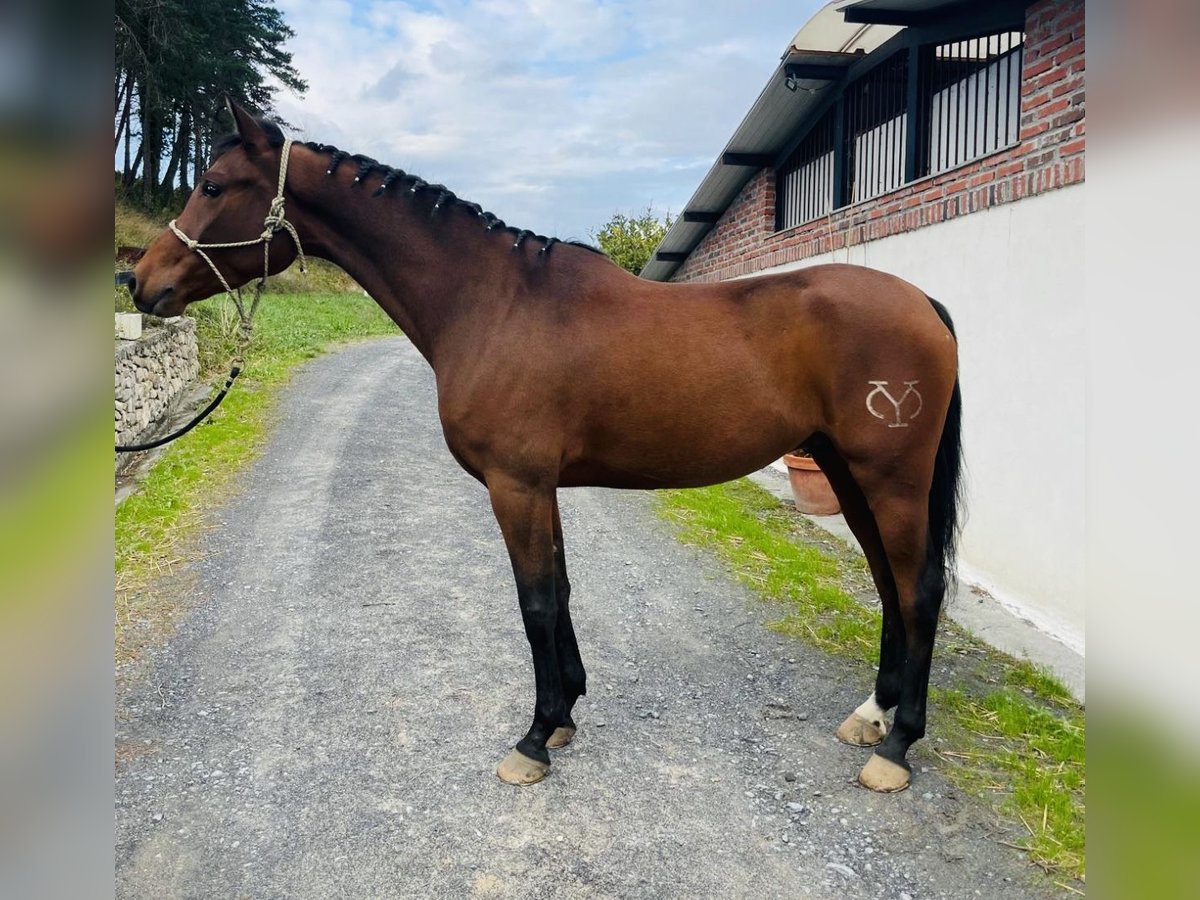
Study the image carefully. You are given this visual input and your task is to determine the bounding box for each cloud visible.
[272,0,823,239]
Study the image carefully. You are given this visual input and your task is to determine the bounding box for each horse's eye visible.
[202,181,222,198]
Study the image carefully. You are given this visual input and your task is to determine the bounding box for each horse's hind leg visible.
[809,439,904,748]
[854,483,945,793]
[546,494,586,749]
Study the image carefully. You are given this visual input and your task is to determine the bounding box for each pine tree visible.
[115,0,307,211]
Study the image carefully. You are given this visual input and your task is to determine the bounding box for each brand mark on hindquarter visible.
[866,380,923,428]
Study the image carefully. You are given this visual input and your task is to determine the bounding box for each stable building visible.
[644,0,1085,652]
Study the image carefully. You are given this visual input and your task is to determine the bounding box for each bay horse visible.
[129,101,963,793]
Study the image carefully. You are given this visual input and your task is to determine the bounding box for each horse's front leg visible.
[545,493,586,749]
[488,473,564,785]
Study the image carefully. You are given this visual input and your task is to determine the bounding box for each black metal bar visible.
[798,151,805,225]
[874,68,882,196]
[939,47,948,171]
[833,95,847,209]
[969,36,979,159]
[655,251,689,262]
[921,44,931,177]
[844,1,1026,42]
[983,37,992,155]
[842,6,941,26]
[682,211,721,223]
[722,152,773,167]
[956,41,966,169]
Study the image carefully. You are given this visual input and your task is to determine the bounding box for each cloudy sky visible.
[270,0,826,241]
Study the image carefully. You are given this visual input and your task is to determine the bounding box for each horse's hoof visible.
[546,726,576,749]
[836,711,886,747]
[496,749,550,785]
[857,753,911,793]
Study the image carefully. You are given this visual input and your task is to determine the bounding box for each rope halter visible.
[167,138,306,342]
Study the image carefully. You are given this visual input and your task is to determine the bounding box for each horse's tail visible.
[925,296,964,583]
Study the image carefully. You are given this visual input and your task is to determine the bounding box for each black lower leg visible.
[876,563,945,769]
[514,570,564,765]
[551,502,586,724]
[874,602,906,711]
[555,605,585,727]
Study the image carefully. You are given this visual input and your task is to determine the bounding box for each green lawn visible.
[656,479,1086,888]
[115,291,395,667]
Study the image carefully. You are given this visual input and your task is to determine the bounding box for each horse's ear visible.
[225,96,269,153]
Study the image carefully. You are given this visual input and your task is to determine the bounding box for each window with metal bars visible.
[775,28,1025,231]
[920,32,1024,175]
[775,106,837,230]
[844,50,909,206]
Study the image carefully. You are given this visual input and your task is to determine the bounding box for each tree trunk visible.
[140,83,154,208]
[124,110,132,184]
[126,142,143,188]
[160,107,189,195]
[115,76,133,150]
[177,106,193,193]
[193,113,205,186]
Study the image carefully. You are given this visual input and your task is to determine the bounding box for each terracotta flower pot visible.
[782,452,840,516]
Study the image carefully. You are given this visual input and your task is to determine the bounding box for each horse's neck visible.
[291,162,508,364]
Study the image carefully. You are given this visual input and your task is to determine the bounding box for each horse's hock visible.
[115,316,200,453]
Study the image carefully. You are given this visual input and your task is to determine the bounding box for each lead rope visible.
[116,139,305,453]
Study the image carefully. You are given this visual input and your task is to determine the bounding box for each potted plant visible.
[781,448,840,515]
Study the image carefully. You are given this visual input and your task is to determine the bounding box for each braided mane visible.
[212,118,606,258]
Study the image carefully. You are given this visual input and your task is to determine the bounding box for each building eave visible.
[640,0,1023,281]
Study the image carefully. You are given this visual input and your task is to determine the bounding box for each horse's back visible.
[549,263,957,487]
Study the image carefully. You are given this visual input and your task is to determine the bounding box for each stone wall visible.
[115,317,200,449]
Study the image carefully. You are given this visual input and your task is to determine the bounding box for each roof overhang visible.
[639,55,842,282]
[640,3,902,282]
[839,0,981,27]
[640,0,1023,281]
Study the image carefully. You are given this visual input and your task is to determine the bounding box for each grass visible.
[656,478,1086,887]
[115,290,396,668]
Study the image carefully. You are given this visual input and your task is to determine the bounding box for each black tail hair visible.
[926,296,964,582]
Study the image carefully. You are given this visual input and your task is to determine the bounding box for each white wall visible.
[757,185,1085,653]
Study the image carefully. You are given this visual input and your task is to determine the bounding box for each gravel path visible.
[115,338,1051,899]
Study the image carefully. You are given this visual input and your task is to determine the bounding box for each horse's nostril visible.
[127,274,137,295]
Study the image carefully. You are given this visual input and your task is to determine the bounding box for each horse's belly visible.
[559,411,809,490]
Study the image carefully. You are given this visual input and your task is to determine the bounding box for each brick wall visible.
[671,0,1084,284]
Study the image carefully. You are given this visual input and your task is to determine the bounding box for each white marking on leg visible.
[854,691,888,734]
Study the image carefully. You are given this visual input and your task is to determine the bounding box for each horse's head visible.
[129,99,301,317]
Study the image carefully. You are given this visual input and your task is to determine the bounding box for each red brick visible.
[1052,108,1086,129]
[1039,97,1071,117]
[1023,57,1055,79]
[1051,76,1085,98]
[1060,138,1086,156]
[1037,32,1073,56]
[1055,41,1085,65]
[1038,69,1069,93]
[1024,89,1053,110]
[1058,8,1086,31]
